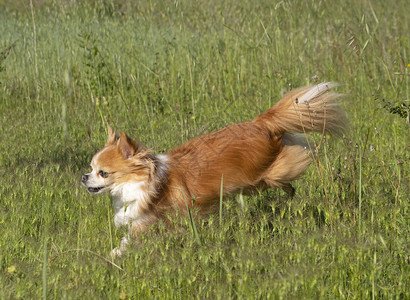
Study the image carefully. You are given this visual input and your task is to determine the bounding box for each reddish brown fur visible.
[159,123,283,213]
[150,83,346,216]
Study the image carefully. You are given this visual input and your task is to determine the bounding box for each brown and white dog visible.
[81,82,346,257]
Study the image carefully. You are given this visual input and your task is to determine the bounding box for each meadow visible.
[0,0,408,298]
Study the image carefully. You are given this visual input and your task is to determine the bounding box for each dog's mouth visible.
[87,186,106,194]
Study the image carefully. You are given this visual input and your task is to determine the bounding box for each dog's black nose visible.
[81,174,88,184]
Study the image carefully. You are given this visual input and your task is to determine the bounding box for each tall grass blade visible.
[219,174,223,226]
[358,148,362,233]
[181,187,200,245]
[42,235,47,300]
[107,201,113,252]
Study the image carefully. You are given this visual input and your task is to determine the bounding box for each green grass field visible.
[0,0,408,298]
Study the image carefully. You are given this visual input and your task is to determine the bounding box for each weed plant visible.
[0,0,408,298]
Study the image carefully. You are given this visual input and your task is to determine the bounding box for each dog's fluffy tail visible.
[254,83,346,195]
[254,82,346,135]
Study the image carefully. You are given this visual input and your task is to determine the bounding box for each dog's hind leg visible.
[261,135,312,197]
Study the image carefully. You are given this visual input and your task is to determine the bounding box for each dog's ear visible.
[118,132,137,159]
[105,118,117,145]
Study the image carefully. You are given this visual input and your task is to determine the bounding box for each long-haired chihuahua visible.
[82,82,346,257]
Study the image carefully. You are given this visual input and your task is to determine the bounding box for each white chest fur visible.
[111,181,150,227]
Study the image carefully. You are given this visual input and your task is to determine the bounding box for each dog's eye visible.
[98,170,109,178]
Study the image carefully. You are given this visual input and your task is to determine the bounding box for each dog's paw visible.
[110,247,123,260]
[110,236,130,260]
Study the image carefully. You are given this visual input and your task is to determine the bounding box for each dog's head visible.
[81,123,154,195]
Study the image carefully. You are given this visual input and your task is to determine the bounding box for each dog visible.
[81,82,346,258]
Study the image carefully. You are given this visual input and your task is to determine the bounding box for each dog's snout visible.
[81,174,88,184]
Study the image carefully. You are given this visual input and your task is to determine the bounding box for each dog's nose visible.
[81,174,88,184]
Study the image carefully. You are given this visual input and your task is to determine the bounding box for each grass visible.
[0,0,408,298]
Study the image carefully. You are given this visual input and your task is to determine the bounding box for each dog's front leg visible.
[110,215,157,259]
